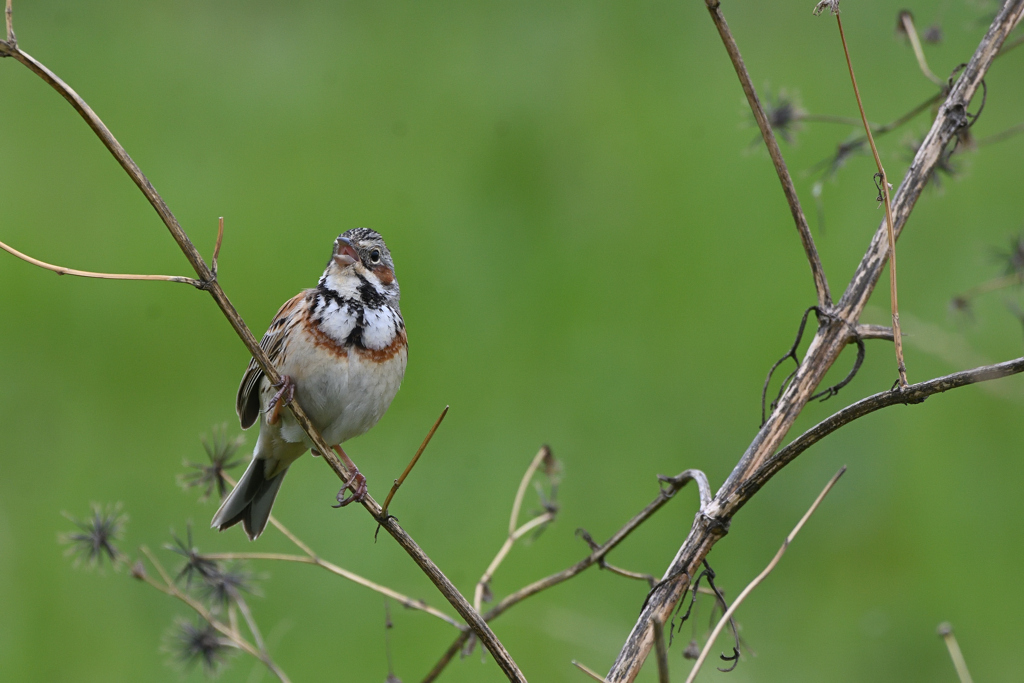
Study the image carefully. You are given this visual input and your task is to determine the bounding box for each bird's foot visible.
[266,375,295,425]
[333,468,367,508]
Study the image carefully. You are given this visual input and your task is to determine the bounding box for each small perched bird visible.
[212,228,407,540]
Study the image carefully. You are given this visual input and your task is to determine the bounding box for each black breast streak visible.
[356,273,387,308]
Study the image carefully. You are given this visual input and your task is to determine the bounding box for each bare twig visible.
[704,0,832,310]
[899,11,943,85]
[380,406,449,519]
[474,447,557,612]
[952,271,1024,306]
[138,546,290,683]
[799,113,865,127]
[422,470,710,683]
[937,622,974,683]
[510,446,552,536]
[854,324,894,341]
[652,617,670,683]
[834,11,908,388]
[211,217,224,278]
[1,17,521,677]
[4,0,14,46]
[740,356,1024,499]
[607,4,1024,678]
[573,660,613,683]
[0,238,204,287]
[684,467,846,683]
[977,121,1024,146]
[474,511,556,612]
[202,551,464,629]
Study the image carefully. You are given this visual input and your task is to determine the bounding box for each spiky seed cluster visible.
[761,90,805,144]
[167,526,254,609]
[179,425,246,502]
[60,503,127,570]
[996,234,1024,276]
[167,619,232,674]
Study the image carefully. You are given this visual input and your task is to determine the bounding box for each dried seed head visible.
[166,619,232,674]
[60,503,127,570]
[178,425,246,502]
[812,0,840,17]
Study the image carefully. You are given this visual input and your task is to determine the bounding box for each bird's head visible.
[320,228,400,305]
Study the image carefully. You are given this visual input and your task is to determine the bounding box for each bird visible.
[211,228,407,540]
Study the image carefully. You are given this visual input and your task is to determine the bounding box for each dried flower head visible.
[750,88,805,145]
[994,233,1024,276]
[179,425,246,502]
[166,618,232,674]
[60,503,127,570]
[167,525,219,588]
[812,0,840,17]
[198,562,255,609]
[923,24,943,44]
[166,525,255,609]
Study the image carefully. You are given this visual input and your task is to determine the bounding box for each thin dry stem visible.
[835,12,908,389]
[203,551,464,629]
[211,217,224,277]
[573,661,613,683]
[651,617,670,683]
[474,511,556,612]
[938,623,974,683]
[0,238,204,287]
[953,271,1024,303]
[510,446,551,536]
[4,0,14,46]
[977,121,1024,146]
[381,405,449,517]
[854,324,894,341]
[138,546,290,683]
[234,594,266,653]
[900,12,943,85]
[704,0,832,310]
[603,564,657,588]
[684,467,846,683]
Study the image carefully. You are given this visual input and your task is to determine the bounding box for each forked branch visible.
[704,0,832,310]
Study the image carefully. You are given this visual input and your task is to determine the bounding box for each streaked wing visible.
[236,291,307,429]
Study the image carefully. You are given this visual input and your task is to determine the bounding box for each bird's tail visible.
[211,457,288,540]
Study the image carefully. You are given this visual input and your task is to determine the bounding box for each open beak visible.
[333,236,358,267]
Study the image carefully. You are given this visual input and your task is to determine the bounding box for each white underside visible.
[253,323,407,476]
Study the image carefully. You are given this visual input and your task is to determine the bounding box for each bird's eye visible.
[369,249,381,264]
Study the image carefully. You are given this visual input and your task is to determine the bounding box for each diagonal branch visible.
[704,0,832,310]
[0,15,522,680]
[605,2,1024,680]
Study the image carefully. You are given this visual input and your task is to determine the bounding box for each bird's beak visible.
[333,237,358,267]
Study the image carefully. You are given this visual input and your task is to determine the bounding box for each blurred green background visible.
[2,1,1023,681]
